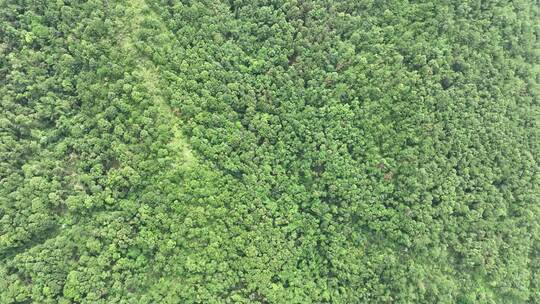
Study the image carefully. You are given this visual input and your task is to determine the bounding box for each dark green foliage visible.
[1,0,538,303]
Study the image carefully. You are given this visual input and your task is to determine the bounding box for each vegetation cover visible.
[0,0,539,303]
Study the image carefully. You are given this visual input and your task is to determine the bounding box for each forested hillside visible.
[1,0,539,303]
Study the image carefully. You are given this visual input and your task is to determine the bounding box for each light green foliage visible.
[1,0,538,303]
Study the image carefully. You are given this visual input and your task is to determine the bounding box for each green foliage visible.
[1,0,538,303]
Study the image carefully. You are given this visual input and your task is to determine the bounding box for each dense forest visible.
[1,0,539,303]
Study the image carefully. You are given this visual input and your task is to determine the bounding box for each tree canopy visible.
[1,0,538,303]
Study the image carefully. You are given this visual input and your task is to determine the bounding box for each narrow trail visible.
[122,0,194,168]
